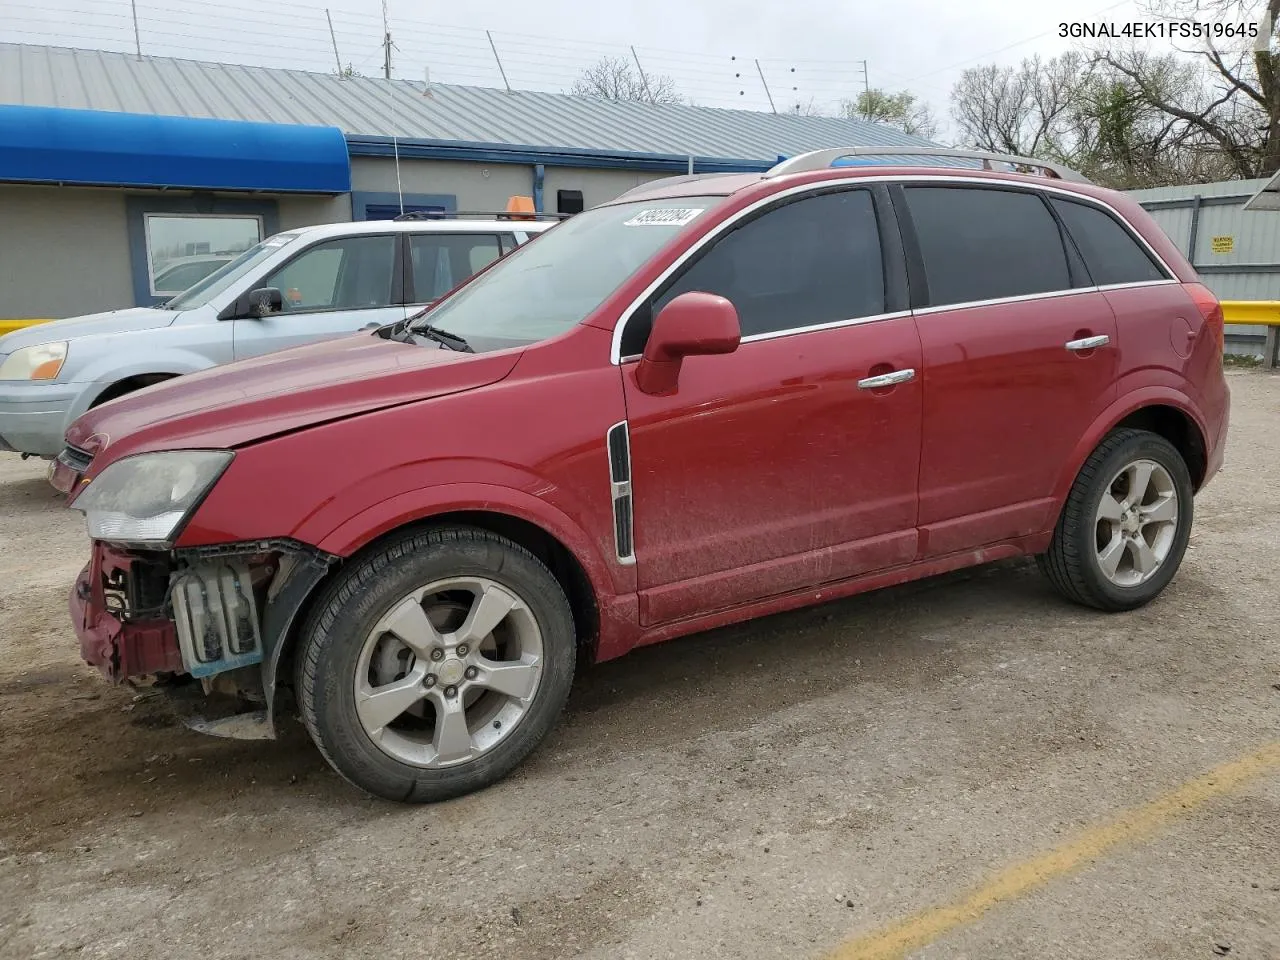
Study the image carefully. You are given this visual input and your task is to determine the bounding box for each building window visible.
[144,214,264,296]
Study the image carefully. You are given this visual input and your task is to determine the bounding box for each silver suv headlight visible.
[73,451,233,546]
[0,341,68,381]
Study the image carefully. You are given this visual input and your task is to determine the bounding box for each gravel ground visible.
[2,369,1278,960]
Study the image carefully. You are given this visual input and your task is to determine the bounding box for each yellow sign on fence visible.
[1211,235,1235,254]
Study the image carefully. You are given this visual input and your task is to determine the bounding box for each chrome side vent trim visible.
[606,421,635,565]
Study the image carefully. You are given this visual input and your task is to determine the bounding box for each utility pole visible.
[325,9,342,76]
[755,59,776,114]
[631,46,654,103]
[382,0,392,80]
[129,0,142,59]
[860,60,870,119]
[487,31,512,93]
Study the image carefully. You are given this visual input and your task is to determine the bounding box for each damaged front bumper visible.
[70,539,337,737]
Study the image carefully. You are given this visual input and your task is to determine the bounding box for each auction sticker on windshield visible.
[623,208,705,227]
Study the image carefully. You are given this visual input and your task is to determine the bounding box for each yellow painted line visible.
[1220,301,1280,326]
[826,741,1280,960]
[0,319,52,335]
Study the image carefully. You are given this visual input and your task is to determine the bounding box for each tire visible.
[297,526,576,802]
[1038,428,1194,612]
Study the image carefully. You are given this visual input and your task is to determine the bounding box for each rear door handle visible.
[857,368,916,390]
[1065,334,1110,351]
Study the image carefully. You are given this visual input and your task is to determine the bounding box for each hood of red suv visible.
[65,332,522,463]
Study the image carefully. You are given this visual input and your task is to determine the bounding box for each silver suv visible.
[0,217,555,456]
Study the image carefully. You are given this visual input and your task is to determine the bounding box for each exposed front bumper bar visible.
[68,539,339,736]
[70,549,182,682]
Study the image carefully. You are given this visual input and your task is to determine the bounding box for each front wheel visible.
[297,527,576,802]
[1039,428,1194,611]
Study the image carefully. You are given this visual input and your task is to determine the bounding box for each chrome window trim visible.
[617,309,914,362]
[609,174,1177,365]
[740,310,912,344]
[1096,278,1180,293]
[912,286,1097,317]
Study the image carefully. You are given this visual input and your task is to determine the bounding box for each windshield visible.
[414,197,723,348]
[164,232,303,310]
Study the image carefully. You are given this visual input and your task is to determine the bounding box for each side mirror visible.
[635,291,741,395]
[245,287,284,319]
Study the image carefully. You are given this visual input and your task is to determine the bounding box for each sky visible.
[1,0,1159,140]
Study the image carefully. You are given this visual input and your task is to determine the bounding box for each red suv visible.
[56,148,1230,802]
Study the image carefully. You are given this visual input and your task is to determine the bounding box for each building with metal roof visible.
[0,42,939,319]
[0,43,933,166]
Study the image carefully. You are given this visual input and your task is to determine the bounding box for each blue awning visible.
[0,104,351,193]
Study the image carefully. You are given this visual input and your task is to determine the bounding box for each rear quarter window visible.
[1049,198,1168,286]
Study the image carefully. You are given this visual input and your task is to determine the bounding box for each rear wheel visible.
[1039,428,1193,611]
[297,527,576,802]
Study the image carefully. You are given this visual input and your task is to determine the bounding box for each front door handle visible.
[1065,334,1110,352]
[857,368,916,390]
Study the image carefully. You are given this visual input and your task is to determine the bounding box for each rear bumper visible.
[1202,378,1231,488]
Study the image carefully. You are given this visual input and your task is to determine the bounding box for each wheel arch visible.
[267,504,609,727]
[1054,389,1211,508]
[88,372,181,409]
[1109,404,1207,489]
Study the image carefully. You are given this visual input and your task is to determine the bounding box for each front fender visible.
[77,349,220,390]
[312,480,628,605]
[65,351,221,430]
[1049,384,1210,506]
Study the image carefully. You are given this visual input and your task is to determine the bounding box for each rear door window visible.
[903,187,1071,308]
[1049,198,1167,286]
[410,234,509,303]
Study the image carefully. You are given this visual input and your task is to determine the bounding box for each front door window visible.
[264,236,397,313]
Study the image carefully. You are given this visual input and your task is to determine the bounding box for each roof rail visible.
[765,147,1090,184]
[392,210,572,221]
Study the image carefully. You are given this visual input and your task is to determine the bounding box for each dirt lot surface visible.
[2,370,1279,960]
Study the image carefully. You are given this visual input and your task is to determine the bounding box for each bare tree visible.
[1097,0,1279,178]
[842,89,938,139]
[951,53,1086,156]
[950,50,1229,187]
[570,56,682,105]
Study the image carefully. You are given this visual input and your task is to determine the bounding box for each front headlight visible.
[0,341,69,381]
[73,451,233,545]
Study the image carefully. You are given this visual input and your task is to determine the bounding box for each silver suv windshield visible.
[412,197,723,348]
[164,232,303,310]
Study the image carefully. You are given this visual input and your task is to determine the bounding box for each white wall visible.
[277,194,352,230]
[351,157,533,212]
[350,157,675,214]
[0,185,134,319]
[543,167,670,212]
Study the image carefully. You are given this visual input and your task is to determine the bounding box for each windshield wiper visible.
[410,322,474,353]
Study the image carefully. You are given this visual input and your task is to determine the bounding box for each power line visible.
[906,0,1136,82]
[9,0,1069,118]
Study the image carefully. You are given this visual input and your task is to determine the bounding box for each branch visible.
[1205,44,1266,107]
[1103,53,1255,175]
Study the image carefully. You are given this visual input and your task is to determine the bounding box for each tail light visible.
[1183,282,1224,353]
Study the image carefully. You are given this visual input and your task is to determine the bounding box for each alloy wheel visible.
[353,577,544,768]
[1094,458,1180,588]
